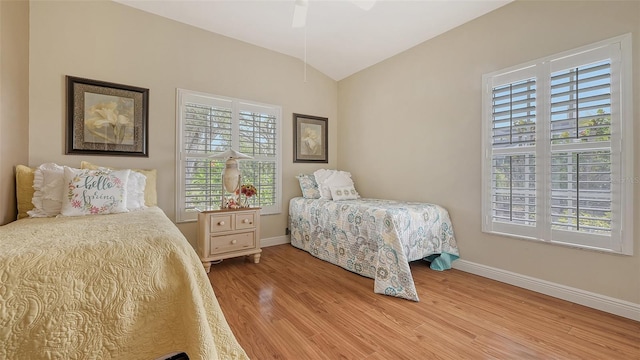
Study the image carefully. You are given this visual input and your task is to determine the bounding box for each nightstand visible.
[197,207,261,273]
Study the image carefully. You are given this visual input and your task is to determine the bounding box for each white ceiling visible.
[114,0,512,80]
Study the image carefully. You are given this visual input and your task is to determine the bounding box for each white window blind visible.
[550,60,612,239]
[482,34,633,254]
[490,76,537,234]
[238,104,278,209]
[176,89,282,222]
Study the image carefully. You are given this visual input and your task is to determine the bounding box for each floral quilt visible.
[289,197,459,301]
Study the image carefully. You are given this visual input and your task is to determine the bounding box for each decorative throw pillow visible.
[317,170,357,200]
[330,185,359,201]
[89,166,146,211]
[80,161,157,206]
[295,174,321,199]
[313,169,337,199]
[126,171,147,210]
[15,165,36,219]
[60,167,130,216]
[27,163,66,217]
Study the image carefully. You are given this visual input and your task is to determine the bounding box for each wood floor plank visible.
[209,245,640,359]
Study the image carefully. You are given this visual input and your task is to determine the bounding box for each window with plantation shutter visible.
[238,105,278,209]
[490,74,537,237]
[550,59,613,243]
[176,89,281,222]
[482,34,633,254]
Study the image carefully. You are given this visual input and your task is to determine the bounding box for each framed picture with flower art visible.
[66,76,149,157]
[293,113,328,163]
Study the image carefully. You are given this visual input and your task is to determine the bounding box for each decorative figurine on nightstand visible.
[209,149,253,209]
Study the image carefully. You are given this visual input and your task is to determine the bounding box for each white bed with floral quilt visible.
[289,170,460,301]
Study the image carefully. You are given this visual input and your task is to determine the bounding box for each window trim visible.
[481,33,633,255]
[175,88,282,223]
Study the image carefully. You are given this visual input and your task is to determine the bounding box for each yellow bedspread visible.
[0,207,248,360]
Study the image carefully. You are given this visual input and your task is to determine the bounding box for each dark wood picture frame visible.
[293,113,328,163]
[66,76,149,157]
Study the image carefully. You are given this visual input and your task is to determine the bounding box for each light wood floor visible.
[209,245,640,359]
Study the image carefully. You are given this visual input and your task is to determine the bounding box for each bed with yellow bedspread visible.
[0,207,248,359]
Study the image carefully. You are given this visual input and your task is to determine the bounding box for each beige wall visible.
[0,0,29,225]
[338,0,640,304]
[28,1,338,244]
[20,0,640,304]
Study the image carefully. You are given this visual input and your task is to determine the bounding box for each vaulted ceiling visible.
[115,0,512,80]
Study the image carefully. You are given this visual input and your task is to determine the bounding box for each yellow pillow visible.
[15,165,35,219]
[80,161,158,207]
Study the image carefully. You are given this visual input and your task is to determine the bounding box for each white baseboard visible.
[261,235,290,248]
[453,259,640,321]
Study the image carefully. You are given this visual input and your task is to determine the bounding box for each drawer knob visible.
[243,219,250,224]
[218,221,225,226]
[231,239,237,244]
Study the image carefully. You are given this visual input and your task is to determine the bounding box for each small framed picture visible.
[66,76,149,157]
[293,113,328,163]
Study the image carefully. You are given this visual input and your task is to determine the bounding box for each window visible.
[176,89,281,222]
[481,34,633,254]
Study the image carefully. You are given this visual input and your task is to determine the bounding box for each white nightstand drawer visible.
[209,214,233,233]
[235,212,256,230]
[209,232,255,255]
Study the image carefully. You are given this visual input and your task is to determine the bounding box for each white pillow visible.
[28,163,66,217]
[322,171,357,200]
[60,167,130,216]
[126,170,147,211]
[313,169,338,199]
[92,166,147,211]
[330,185,359,201]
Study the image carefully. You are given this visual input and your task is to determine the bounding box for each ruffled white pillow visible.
[313,169,358,200]
[314,169,360,200]
[27,163,66,217]
[60,167,130,216]
[313,169,337,199]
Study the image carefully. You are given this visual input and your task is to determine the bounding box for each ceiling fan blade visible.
[292,0,308,28]
[351,0,376,11]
